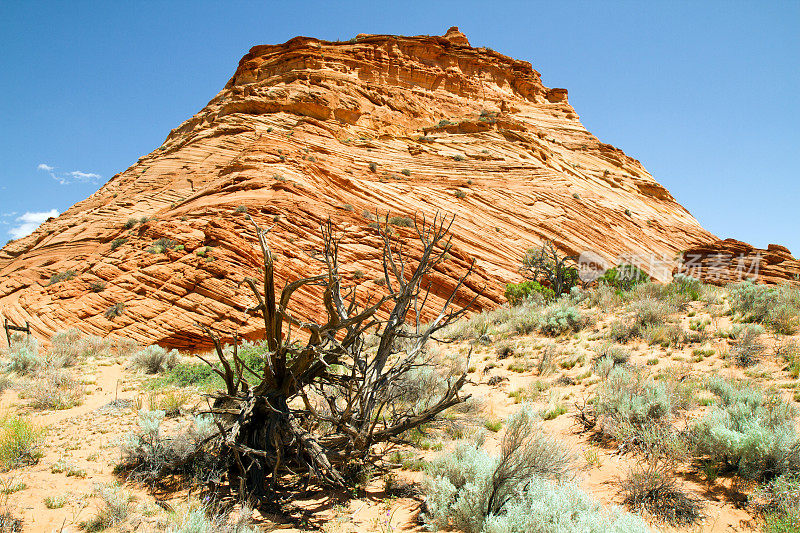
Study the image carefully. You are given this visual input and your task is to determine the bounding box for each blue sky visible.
[1,1,797,253]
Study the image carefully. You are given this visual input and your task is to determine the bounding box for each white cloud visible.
[8,209,59,239]
[37,163,102,185]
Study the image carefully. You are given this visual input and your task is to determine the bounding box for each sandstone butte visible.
[0,27,796,349]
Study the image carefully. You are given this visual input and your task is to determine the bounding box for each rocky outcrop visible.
[677,239,800,286]
[0,28,716,349]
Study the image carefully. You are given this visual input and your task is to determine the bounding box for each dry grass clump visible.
[621,466,702,526]
[81,484,134,532]
[165,502,259,533]
[22,369,85,410]
[47,329,112,367]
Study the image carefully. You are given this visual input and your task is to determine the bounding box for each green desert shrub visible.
[388,216,414,228]
[584,283,621,311]
[423,407,647,532]
[157,362,221,389]
[48,269,76,285]
[670,273,703,301]
[131,345,179,374]
[728,281,800,333]
[753,474,800,524]
[729,280,775,323]
[539,301,586,336]
[610,298,673,342]
[691,378,800,480]
[504,280,555,306]
[118,410,219,486]
[594,366,677,442]
[598,264,649,292]
[0,415,43,470]
[110,237,127,251]
[3,335,40,374]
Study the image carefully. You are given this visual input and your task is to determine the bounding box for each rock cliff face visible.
[0,27,718,348]
[677,239,800,286]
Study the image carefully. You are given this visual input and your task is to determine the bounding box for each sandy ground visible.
[0,297,795,532]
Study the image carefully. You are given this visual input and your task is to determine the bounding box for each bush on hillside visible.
[539,301,586,336]
[598,264,649,292]
[423,407,648,532]
[131,345,179,374]
[504,280,555,306]
[691,378,800,480]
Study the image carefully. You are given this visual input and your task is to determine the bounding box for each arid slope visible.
[0,27,715,348]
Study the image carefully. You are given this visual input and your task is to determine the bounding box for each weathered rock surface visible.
[0,28,719,348]
[677,239,800,286]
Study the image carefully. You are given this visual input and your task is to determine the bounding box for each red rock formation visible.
[0,28,717,348]
[676,239,800,286]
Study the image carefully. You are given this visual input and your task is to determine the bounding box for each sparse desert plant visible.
[148,389,192,417]
[23,369,84,410]
[131,345,179,374]
[620,466,702,526]
[48,269,76,285]
[105,302,125,319]
[584,283,621,311]
[424,409,647,532]
[148,237,176,254]
[598,264,649,292]
[110,237,127,251]
[593,343,631,366]
[44,494,68,509]
[81,484,133,532]
[631,298,671,330]
[388,216,414,227]
[769,303,800,335]
[234,205,248,213]
[0,415,43,471]
[166,503,259,533]
[124,218,138,229]
[592,366,677,448]
[423,406,579,532]
[115,337,139,358]
[89,280,106,293]
[730,324,766,367]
